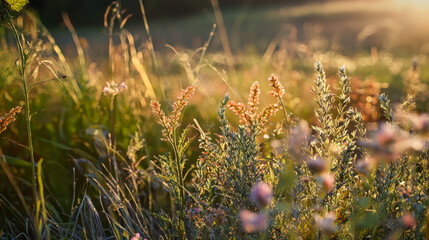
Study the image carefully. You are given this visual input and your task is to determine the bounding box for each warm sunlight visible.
[393,0,429,9]
[1,0,428,239]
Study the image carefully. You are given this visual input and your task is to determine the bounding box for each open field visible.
[0,0,428,239]
[50,1,429,55]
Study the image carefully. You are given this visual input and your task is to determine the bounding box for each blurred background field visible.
[43,0,429,54]
[1,0,429,235]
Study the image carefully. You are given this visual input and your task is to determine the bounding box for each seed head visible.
[248,81,261,114]
[170,86,196,128]
[0,106,22,134]
[268,74,285,98]
[257,104,280,127]
[228,101,252,124]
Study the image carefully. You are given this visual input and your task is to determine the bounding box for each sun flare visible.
[393,0,429,9]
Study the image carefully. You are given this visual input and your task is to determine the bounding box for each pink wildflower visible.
[400,214,416,230]
[307,157,327,174]
[320,174,335,192]
[314,212,339,233]
[103,81,128,96]
[250,182,273,207]
[240,210,268,233]
[131,233,141,240]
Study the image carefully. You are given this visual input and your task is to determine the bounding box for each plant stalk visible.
[7,14,41,239]
[8,16,38,206]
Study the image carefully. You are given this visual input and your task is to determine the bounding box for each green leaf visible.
[4,155,32,168]
[5,0,29,12]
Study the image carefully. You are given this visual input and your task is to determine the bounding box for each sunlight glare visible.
[393,0,429,10]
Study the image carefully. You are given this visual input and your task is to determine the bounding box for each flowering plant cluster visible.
[174,64,429,239]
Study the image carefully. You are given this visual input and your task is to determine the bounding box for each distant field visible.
[51,0,429,57]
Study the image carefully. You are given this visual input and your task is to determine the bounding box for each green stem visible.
[7,14,40,239]
[171,134,186,239]
[110,96,116,148]
[278,97,290,137]
[166,130,185,239]
[24,81,37,202]
[8,16,37,206]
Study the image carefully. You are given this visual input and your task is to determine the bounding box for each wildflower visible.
[150,86,196,139]
[378,123,426,158]
[306,157,326,174]
[250,182,273,207]
[150,101,167,125]
[228,101,251,124]
[0,106,21,134]
[400,214,416,230]
[257,104,280,126]
[228,78,280,127]
[119,81,127,89]
[391,136,426,154]
[248,81,261,114]
[102,81,127,96]
[314,212,339,234]
[170,86,196,129]
[130,233,141,240]
[406,113,429,136]
[361,122,426,162]
[375,123,406,147]
[319,173,335,192]
[268,74,285,98]
[240,210,268,233]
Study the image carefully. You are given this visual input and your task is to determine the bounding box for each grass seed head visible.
[248,81,261,114]
[0,106,22,134]
[268,74,285,98]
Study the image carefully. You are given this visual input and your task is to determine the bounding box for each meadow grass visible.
[0,0,428,239]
